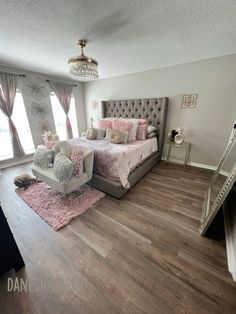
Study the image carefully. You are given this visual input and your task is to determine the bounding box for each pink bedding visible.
[69,137,158,188]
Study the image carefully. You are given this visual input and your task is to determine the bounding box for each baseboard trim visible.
[0,155,33,170]
[162,157,229,176]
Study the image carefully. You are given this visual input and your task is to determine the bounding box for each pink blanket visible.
[69,137,158,188]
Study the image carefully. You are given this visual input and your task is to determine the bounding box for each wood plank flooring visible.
[0,162,235,313]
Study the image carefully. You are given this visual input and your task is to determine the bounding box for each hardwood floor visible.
[0,162,235,313]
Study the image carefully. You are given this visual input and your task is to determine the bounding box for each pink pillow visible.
[99,119,112,129]
[137,124,147,140]
[70,146,84,177]
[104,117,118,121]
[112,120,133,142]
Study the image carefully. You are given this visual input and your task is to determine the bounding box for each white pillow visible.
[96,128,106,140]
[120,118,139,141]
[147,125,157,134]
[33,148,54,169]
[54,153,73,182]
[146,132,156,138]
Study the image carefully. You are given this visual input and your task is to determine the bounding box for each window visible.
[50,94,79,140]
[0,92,34,161]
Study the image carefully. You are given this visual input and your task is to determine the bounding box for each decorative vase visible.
[174,133,185,145]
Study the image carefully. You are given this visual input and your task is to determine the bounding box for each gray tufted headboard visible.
[101,97,168,155]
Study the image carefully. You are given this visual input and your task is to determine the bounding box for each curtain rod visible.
[46,79,77,87]
[0,72,26,77]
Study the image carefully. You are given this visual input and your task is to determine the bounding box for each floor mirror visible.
[200,121,236,236]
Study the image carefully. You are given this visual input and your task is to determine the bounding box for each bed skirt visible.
[90,152,161,198]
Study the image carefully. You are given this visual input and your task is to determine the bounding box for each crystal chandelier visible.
[68,40,98,81]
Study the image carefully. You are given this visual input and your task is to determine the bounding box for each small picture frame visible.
[90,100,99,110]
[182,93,198,109]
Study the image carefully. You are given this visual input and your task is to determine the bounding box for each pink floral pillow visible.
[70,146,84,177]
[137,124,147,140]
[112,119,133,142]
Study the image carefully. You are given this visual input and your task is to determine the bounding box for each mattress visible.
[69,137,158,188]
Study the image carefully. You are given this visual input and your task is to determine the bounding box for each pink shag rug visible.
[16,182,105,231]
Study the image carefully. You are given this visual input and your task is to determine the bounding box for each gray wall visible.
[0,64,86,148]
[83,54,236,168]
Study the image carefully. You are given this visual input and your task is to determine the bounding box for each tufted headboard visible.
[101,97,168,155]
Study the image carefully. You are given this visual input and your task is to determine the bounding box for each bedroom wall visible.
[0,64,86,150]
[83,54,236,169]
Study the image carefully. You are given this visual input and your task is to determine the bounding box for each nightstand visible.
[165,141,191,166]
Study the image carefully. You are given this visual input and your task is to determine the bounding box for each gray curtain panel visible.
[0,73,25,158]
[49,82,74,139]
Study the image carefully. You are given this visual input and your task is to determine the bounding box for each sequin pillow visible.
[70,146,84,177]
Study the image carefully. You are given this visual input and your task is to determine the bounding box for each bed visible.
[78,97,168,198]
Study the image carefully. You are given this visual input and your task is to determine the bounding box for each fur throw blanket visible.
[14,174,37,189]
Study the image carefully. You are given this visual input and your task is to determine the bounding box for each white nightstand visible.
[165,141,191,166]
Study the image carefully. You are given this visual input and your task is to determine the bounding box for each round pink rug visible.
[16,182,105,230]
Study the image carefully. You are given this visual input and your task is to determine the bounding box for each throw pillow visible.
[111,119,133,142]
[70,146,84,177]
[96,128,106,140]
[54,153,73,182]
[105,128,128,144]
[146,132,156,138]
[147,125,157,134]
[53,141,72,158]
[86,128,97,140]
[33,148,54,169]
[137,124,147,140]
[99,119,113,129]
[120,118,139,141]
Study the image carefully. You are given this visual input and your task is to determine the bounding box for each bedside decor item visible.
[16,183,105,231]
[174,133,185,145]
[22,76,49,102]
[200,120,236,236]
[168,126,186,144]
[182,93,198,108]
[68,40,98,81]
[168,129,179,141]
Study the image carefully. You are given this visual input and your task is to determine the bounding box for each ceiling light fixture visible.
[68,40,98,81]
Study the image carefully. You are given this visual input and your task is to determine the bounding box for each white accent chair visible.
[31,145,94,194]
